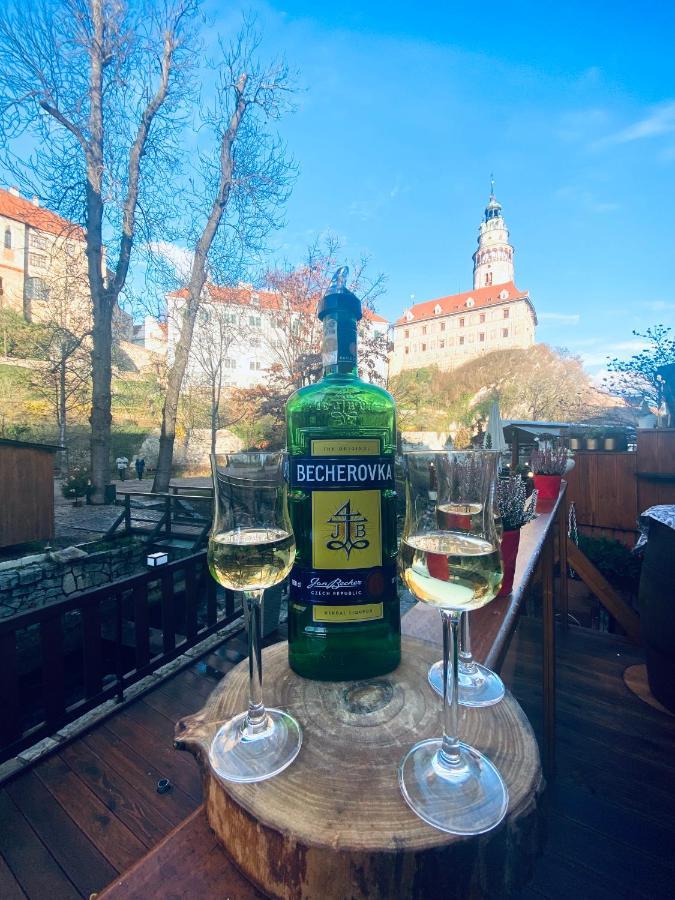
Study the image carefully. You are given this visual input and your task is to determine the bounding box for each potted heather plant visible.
[496,476,538,597]
[529,446,568,501]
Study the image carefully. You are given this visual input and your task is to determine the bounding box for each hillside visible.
[390,344,624,437]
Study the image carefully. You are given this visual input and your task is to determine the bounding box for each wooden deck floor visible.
[1,619,674,899]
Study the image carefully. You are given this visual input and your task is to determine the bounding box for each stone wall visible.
[0,541,145,619]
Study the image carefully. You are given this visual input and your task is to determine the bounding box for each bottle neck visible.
[321,310,358,377]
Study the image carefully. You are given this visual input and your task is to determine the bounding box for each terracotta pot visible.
[533,474,562,501]
[497,528,520,598]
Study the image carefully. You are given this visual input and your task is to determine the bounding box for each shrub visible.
[577,534,642,592]
[530,446,568,475]
[62,467,93,500]
[497,476,538,531]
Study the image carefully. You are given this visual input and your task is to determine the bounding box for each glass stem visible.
[440,610,462,767]
[243,590,267,735]
[459,611,477,674]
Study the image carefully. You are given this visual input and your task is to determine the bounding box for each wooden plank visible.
[0,789,80,899]
[161,570,175,654]
[0,854,27,900]
[0,631,20,748]
[184,558,198,642]
[82,603,102,699]
[34,754,147,872]
[567,539,641,642]
[83,724,197,824]
[6,769,117,895]
[60,739,177,848]
[97,807,264,899]
[132,583,150,670]
[541,533,556,776]
[105,707,202,804]
[41,614,65,732]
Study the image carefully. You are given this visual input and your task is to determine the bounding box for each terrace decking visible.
[1,618,673,899]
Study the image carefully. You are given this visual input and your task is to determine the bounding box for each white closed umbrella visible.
[484,398,507,453]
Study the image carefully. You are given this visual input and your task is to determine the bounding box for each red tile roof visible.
[168,284,388,323]
[0,188,85,240]
[395,281,534,325]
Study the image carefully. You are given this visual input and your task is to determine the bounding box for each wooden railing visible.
[105,491,213,550]
[0,551,241,764]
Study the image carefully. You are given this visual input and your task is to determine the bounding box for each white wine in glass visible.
[208,453,301,784]
[398,450,508,836]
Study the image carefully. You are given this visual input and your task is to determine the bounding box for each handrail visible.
[0,551,241,764]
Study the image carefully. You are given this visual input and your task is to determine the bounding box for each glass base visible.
[428,660,505,708]
[209,708,302,783]
[399,738,509,835]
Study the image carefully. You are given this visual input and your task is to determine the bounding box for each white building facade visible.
[165,284,389,389]
[389,189,537,377]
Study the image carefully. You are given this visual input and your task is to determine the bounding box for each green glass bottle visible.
[286,267,401,680]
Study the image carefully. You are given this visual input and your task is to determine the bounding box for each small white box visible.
[147,551,169,567]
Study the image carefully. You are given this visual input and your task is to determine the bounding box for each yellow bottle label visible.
[311,489,382,570]
[312,602,384,623]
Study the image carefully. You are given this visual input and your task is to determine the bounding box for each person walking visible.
[116,455,129,481]
[135,456,145,481]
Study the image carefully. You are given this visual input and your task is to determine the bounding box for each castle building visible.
[389,187,537,377]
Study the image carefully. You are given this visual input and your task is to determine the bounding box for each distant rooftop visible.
[396,281,534,326]
[0,187,85,241]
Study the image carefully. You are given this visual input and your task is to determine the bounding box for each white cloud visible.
[149,241,194,281]
[538,312,580,325]
[580,338,648,368]
[645,300,675,312]
[595,100,675,147]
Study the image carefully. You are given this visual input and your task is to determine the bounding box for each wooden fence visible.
[566,429,675,546]
[0,551,240,764]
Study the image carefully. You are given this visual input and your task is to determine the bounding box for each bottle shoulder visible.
[288,376,395,408]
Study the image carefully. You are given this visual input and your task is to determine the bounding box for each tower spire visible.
[490,172,495,197]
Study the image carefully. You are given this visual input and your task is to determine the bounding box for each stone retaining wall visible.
[0,542,145,619]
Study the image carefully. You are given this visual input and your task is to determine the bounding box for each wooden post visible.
[558,488,569,631]
[542,532,556,776]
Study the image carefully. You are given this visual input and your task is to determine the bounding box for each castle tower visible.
[472,179,515,289]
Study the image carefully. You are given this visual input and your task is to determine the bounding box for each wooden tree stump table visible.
[175,636,544,899]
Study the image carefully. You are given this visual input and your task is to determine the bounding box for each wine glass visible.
[207,452,301,783]
[428,459,505,706]
[398,450,508,834]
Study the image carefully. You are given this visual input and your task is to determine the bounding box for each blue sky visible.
[209,0,675,376]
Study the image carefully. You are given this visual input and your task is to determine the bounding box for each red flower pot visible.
[497,528,521,598]
[533,474,562,501]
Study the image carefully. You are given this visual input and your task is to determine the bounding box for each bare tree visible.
[0,0,197,501]
[152,21,295,492]
[189,298,247,454]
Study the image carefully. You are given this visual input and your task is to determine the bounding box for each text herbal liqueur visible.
[286,268,401,680]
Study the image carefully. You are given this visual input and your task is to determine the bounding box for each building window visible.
[250,360,262,370]
[3,227,11,249]
[29,252,46,269]
[405,346,409,355]
[485,272,493,285]
[480,313,485,323]
[404,329,409,339]
[479,332,485,342]
[502,328,509,338]
[459,318,465,328]
[421,343,426,352]
[439,340,445,349]
[503,308,510,319]
[249,315,261,327]
[224,358,236,368]
[25,277,49,300]
[440,322,446,331]
[29,232,48,250]
[459,336,464,346]
[422,325,427,335]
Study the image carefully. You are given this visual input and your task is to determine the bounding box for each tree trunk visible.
[58,358,68,474]
[153,306,198,492]
[210,380,218,457]
[89,296,113,502]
